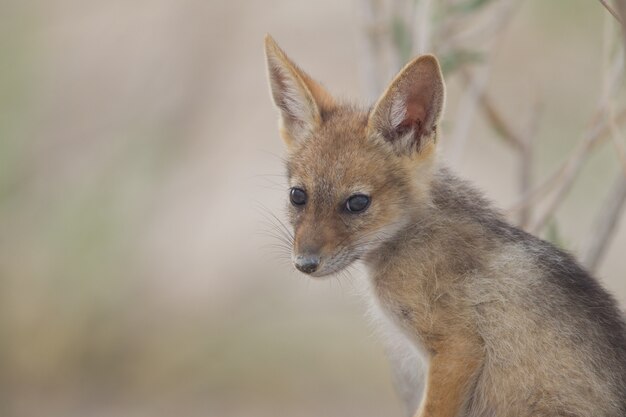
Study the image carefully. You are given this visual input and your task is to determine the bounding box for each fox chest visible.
[370,271,453,352]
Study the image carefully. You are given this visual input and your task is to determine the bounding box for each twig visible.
[413,0,433,54]
[518,99,541,228]
[443,0,519,163]
[603,19,626,174]
[597,0,623,24]
[527,137,588,234]
[507,108,626,215]
[582,6,626,271]
[528,115,615,234]
[608,105,626,175]
[448,62,493,164]
[473,84,541,227]
[511,12,625,220]
[391,0,410,72]
[479,92,525,151]
[358,0,387,101]
[528,11,626,234]
[579,1,626,272]
[617,0,626,46]
[440,0,519,51]
[580,173,626,272]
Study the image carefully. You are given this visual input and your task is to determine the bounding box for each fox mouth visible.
[292,249,360,278]
[307,262,352,278]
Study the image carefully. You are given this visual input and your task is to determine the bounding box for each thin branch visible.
[358,0,387,101]
[439,0,519,51]
[580,1,626,272]
[413,0,433,54]
[580,173,626,272]
[443,0,519,163]
[507,108,626,215]
[527,12,626,234]
[608,105,626,175]
[528,115,615,233]
[478,92,525,151]
[472,82,541,227]
[391,0,410,72]
[597,0,623,24]
[617,0,626,46]
[603,20,626,174]
[448,62,493,164]
[518,99,541,228]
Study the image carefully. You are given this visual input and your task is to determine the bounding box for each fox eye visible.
[346,194,370,213]
[290,188,307,206]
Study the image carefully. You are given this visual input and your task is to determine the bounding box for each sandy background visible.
[0,0,624,416]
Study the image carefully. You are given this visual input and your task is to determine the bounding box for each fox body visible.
[264,35,626,417]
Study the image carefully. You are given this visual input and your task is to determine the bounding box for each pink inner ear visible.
[393,94,432,151]
[399,96,427,135]
[405,99,427,126]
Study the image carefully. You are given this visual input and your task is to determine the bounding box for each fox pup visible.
[263,35,626,417]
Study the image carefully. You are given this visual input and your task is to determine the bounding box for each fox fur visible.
[264,34,626,417]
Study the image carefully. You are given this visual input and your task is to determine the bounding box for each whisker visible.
[255,207,294,246]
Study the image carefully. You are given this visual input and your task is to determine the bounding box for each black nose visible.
[294,255,320,274]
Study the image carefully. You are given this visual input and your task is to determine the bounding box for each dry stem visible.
[580,173,626,271]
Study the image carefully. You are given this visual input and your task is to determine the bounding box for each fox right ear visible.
[368,55,445,156]
[264,35,335,147]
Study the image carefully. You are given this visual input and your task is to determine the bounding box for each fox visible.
[263,34,626,417]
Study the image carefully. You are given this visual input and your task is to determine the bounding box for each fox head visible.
[264,35,445,277]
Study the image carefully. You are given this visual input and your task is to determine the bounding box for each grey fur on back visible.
[388,166,626,417]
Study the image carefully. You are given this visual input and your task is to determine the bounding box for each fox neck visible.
[362,207,435,272]
[362,164,493,278]
[362,182,437,270]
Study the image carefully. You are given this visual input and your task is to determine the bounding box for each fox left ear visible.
[368,55,445,156]
[264,34,335,148]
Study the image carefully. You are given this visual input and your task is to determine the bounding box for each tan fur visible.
[265,35,335,148]
[264,35,626,417]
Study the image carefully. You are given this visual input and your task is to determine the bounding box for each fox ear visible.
[264,35,335,147]
[368,55,445,155]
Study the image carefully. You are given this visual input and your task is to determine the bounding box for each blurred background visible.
[0,0,625,416]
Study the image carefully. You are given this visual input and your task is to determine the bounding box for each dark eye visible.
[290,188,307,206]
[346,194,370,213]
